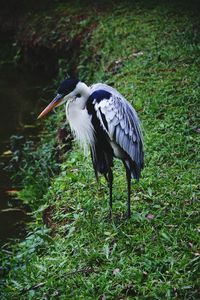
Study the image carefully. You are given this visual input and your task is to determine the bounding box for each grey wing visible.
[91,86,144,178]
[91,83,126,100]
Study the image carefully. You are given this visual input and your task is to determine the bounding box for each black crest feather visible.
[58,78,79,95]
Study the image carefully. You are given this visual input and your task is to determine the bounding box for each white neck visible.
[65,81,94,153]
[70,81,90,109]
[76,81,90,97]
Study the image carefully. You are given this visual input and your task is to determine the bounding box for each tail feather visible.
[124,158,141,181]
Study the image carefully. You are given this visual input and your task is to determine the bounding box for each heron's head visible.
[37,78,80,119]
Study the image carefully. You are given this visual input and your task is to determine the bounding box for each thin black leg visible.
[124,163,132,218]
[107,170,113,219]
[127,171,131,218]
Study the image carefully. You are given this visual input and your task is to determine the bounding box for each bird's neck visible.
[77,82,90,97]
[75,82,90,109]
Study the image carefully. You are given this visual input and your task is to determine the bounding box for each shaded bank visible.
[0,64,53,242]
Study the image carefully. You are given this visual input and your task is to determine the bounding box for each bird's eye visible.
[76,93,81,98]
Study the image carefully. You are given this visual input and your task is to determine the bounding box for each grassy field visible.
[1,1,200,299]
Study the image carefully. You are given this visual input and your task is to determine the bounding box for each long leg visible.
[90,149,98,181]
[106,170,113,219]
[123,162,132,218]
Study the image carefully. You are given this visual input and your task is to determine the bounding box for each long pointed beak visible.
[37,94,63,119]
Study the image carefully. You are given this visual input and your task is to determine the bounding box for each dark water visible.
[0,65,52,242]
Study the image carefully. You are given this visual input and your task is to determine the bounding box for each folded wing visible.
[88,84,144,179]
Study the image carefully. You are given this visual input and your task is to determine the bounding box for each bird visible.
[38,78,144,218]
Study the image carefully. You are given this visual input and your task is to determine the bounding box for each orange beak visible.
[37,94,63,119]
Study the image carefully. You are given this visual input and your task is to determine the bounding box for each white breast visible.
[65,98,95,154]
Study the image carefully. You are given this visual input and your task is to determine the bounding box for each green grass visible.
[1,1,200,299]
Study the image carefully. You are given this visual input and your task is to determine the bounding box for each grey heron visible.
[38,78,144,218]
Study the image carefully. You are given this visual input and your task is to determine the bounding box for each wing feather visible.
[88,85,144,178]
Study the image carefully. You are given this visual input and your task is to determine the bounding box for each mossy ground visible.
[1,1,200,299]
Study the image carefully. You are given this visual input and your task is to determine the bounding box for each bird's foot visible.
[127,210,131,219]
[109,209,113,221]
